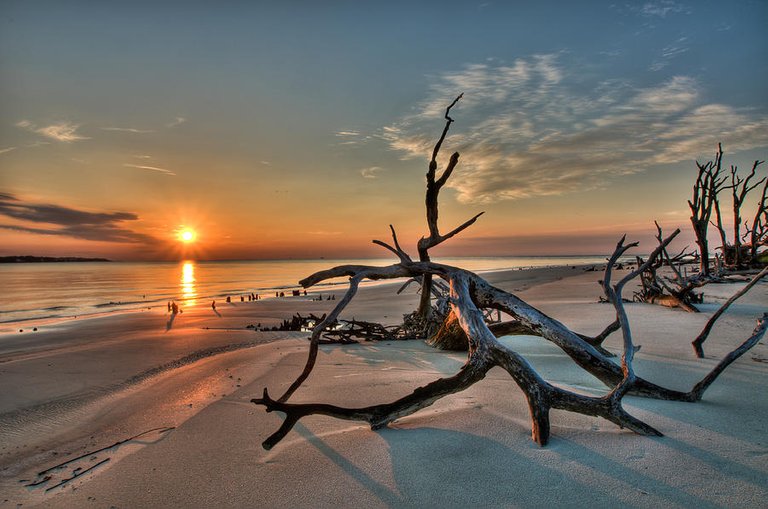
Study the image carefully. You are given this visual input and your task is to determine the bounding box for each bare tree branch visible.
[691,265,768,357]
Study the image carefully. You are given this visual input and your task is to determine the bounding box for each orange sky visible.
[1,2,766,261]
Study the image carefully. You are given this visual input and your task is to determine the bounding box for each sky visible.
[1,0,767,261]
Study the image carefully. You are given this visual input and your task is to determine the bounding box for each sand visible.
[1,265,766,508]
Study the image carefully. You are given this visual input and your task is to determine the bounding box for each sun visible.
[179,228,196,243]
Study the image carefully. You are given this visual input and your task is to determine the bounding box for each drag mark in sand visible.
[23,427,174,493]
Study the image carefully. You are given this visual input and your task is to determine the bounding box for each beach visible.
[1,264,767,508]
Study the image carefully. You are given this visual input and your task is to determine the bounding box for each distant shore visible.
[0,255,111,263]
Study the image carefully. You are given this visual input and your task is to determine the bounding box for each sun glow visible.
[180,261,197,305]
[179,228,196,243]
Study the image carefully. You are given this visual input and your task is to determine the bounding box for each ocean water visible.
[0,256,610,325]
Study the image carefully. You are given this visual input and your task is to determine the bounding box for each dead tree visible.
[699,145,766,268]
[689,144,728,276]
[414,93,483,328]
[748,176,768,263]
[728,160,765,267]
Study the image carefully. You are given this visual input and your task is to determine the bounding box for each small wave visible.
[0,314,65,324]
[42,305,71,311]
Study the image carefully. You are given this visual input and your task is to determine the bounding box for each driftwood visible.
[414,93,483,326]
[27,426,174,491]
[252,230,767,449]
[689,144,728,276]
[691,265,768,357]
[633,224,706,312]
[690,144,767,270]
[321,319,403,343]
[252,99,767,450]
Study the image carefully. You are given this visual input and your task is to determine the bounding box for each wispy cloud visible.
[16,120,90,142]
[306,230,342,236]
[661,37,689,58]
[0,192,157,244]
[360,166,385,179]
[101,126,154,134]
[123,163,176,176]
[166,116,186,128]
[651,36,690,71]
[640,1,686,18]
[334,129,374,146]
[0,147,16,155]
[383,56,768,203]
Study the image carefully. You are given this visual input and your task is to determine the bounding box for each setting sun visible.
[179,229,196,243]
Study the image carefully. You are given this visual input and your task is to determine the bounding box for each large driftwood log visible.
[252,101,766,451]
[252,233,767,449]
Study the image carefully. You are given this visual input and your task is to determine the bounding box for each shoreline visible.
[0,263,598,334]
[0,257,615,330]
[1,264,766,507]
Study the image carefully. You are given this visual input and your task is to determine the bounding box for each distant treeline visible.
[0,256,112,263]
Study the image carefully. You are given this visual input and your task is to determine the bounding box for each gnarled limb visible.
[689,144,729,276]
[253,359,490,450]
[277,275,363,403]
[416,94,484,321]
[689,312,768,400]
[254,263,664,449]
[577,319,620,357]
[691,265,768,357]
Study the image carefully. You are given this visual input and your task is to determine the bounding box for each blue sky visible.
[0,1,766,259]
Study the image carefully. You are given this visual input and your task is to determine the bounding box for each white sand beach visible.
[1,265,767,508]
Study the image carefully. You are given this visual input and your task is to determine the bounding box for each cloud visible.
[651,37,690,71]
[0,192,158,244]
[123,163,176,176]
[383,57,768,203]
[0,147,16,155]
[360,166,385,179]
[306,230,342,236]
[334,129,375,146]
[102,127,154,133]
[640,1,686,18]
[166,116,186,128]
[16,120,90,142]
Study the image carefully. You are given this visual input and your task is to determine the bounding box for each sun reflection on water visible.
[181,261,197,305]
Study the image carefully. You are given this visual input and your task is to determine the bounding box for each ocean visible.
[0,256,611,326]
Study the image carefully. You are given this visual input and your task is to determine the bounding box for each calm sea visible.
[0,256,610,326]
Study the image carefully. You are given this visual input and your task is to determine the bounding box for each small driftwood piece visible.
[27,427,174,491]
[691,265,768,357]
[321,319,402,343]
[633,223,706,312]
